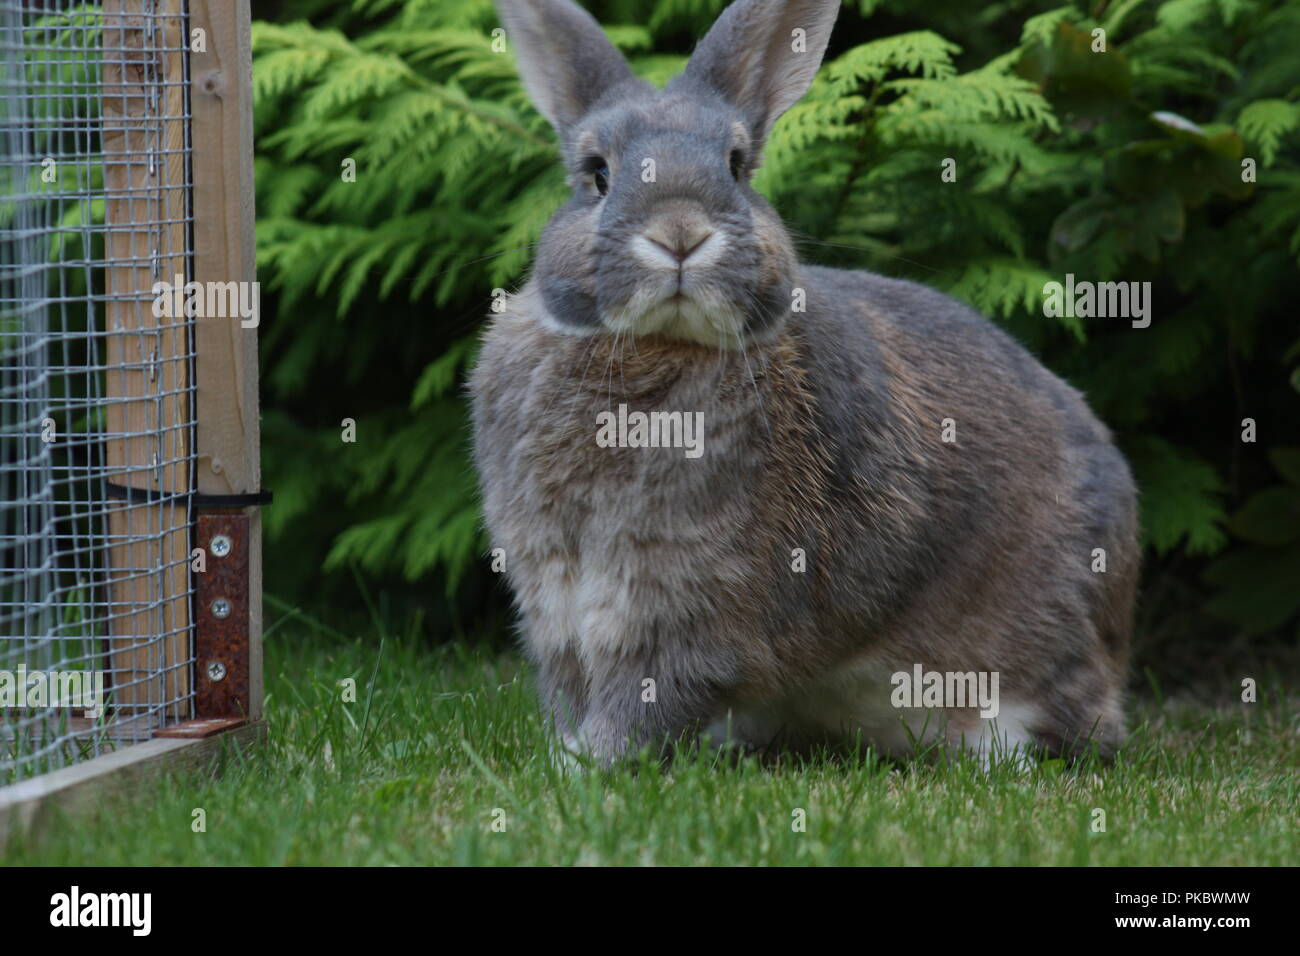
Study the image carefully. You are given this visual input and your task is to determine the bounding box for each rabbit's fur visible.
[469,0,1139,765]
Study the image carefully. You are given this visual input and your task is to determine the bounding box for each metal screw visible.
[210,534,232,558]
[211,597,231,618]
[206,660,227,682]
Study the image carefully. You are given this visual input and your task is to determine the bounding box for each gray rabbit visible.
[469,0,1139,766]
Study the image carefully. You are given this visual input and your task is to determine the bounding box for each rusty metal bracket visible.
[156,716,247,739]
[193,513,251,719]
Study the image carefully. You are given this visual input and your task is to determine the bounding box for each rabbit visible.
[469,0,1140,767]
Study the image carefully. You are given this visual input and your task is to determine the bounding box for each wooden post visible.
[189,0,263,721]
[101,0,191,724]
[0,0,263,841]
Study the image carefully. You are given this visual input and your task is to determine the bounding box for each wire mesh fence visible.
[1,0,195,783]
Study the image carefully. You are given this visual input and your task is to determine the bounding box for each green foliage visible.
[252,0,1300,640]
[1205,447,1300,632]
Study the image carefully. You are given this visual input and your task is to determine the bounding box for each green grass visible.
[5,628,1297,865]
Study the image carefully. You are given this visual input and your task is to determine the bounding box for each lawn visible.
[6,619,1297,866]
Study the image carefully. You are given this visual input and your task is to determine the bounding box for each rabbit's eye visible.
[729,149,745,180]
[583,156,610,197]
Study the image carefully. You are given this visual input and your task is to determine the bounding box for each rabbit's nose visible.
[646,231,714,263]
[635,201,720,269]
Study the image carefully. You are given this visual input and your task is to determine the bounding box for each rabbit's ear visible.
[680,0,839,145]
[497,0,636,134]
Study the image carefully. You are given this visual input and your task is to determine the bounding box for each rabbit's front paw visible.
[550,732,589,774]
[549,723,629,771]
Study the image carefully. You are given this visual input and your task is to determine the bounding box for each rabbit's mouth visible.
[601,231,753,346]
[608,283,748,348]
